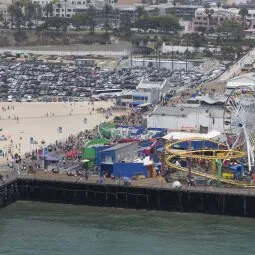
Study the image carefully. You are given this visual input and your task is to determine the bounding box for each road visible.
[0,42,131,57]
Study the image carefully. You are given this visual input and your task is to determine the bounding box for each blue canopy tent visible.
[229,164,244,179]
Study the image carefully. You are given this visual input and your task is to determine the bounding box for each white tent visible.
[162,130,222,140]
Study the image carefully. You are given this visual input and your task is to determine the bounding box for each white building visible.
[119,91,152,107]
[147,105,224,132]
[193,7,241,32]
[226,72,255,92]
[162,42,221,54]
[137,78,171,103]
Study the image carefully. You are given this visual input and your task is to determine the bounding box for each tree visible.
[216,1,221,25]
[8,4,24,31]
[120,13,132,36]
[87,5,96,34]
[44,3,53,22]
[46,16,69,31]
[158,14,180,32]
[135,6,146,29]
[103,3,113,36]
[25,1,36,28]
[34,3,42,28]
[154,39,162,69]
[239,7,248,30]
[135,14,180,32]
[204,8,214,31]
[70,13,87,30]
[221,20,243,41]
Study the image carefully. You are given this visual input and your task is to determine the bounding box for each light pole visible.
[41,139,46,170]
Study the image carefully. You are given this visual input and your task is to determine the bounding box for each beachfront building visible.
[193,7,242,32]
[101,142,139,164]
[118,78,171,107]
[119,91,152,107]
[147,105,224,133]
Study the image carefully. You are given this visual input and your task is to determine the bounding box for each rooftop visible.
[151,105,224,117]
[137,78,167,90]
[188,94,227,105]
[102,142,137,151]
[226,72,255,89]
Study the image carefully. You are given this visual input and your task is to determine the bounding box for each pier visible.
[1,176,255,218]
[0,179,19,209]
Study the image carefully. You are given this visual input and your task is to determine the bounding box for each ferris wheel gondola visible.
[223,86,255,171]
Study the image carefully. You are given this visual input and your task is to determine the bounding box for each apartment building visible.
[193,7,242,32]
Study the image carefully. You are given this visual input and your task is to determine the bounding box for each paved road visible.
[0,42,131,57]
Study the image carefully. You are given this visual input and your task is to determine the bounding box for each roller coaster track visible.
[165,138,255,187]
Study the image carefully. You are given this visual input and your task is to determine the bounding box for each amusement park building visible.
[147,106,224,132]
[101,142,139,164]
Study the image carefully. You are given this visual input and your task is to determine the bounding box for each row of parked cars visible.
[0,59,202,101]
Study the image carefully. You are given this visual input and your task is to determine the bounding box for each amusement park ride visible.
[96,86,255,186]
[165,86,255,187]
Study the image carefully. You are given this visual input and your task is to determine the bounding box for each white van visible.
[27,96,32,102]
[7,95,13,102]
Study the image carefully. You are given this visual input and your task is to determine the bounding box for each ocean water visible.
[0,202,255,255]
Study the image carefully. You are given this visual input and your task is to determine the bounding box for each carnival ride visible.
[165,86,255,187]
[224,86,255,172]
[165,138,250,186]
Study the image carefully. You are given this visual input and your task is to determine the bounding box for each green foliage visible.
[135,14,180,32]
[8,3,23,30]
[203,49,212,57]
[220,45,235,60]
[25,1,36,23]
[44,3,53,19]
[220,20,243,41]
[70,13,88,30]
[120,13,132,36]
[45,17,69,31]
[86,5,96,34]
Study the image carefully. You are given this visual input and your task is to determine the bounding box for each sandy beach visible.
[0,101,118,156]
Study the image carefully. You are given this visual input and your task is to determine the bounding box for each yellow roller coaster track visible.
[165,138,255,187]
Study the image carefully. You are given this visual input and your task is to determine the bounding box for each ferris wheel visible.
[223,85,255,171]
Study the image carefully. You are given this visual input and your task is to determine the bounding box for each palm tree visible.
[87,5,96,34]
[64,0,67,18]
[154,39,162,70]
[8,4,16,29]
[34,3,42,27]
[205,8,214,31]
[239,7,249,30]
[44,3,53,21]
[25,1,36,28]
[216,1,221,26]
[135,6,145,30]
[103,3,113,36]
[8,4,23,31]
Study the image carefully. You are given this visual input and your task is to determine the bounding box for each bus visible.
[94,89,122,95]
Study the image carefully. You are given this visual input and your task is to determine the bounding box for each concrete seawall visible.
[2,178,255,218]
